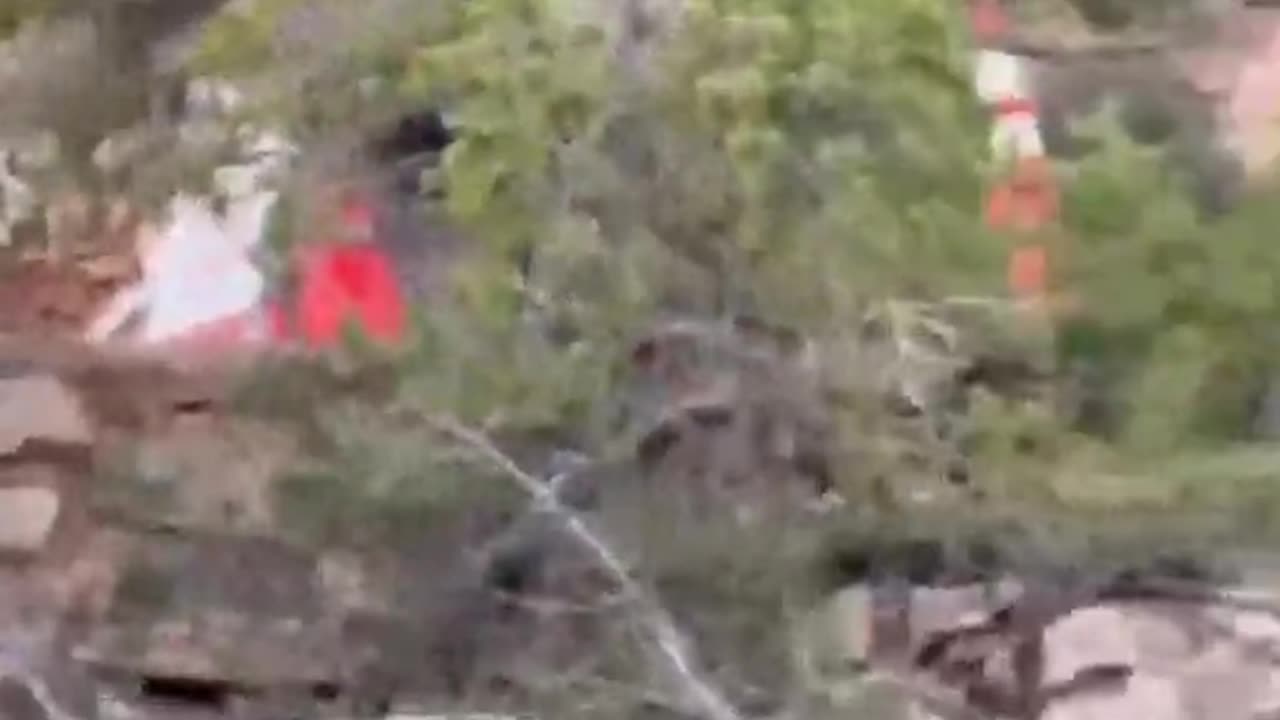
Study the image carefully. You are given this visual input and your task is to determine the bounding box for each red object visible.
[1008,245,1048,298]
[294,242,407,348]
[985,180,1058,232]
[984,159,1057,298]
[985,157,1058,232]
[970,0,1011,43]
[993,97,1038,117]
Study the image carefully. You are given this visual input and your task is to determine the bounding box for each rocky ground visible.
[6,3,1280,718]
[1,322,1280,720]
[0,332,653,720]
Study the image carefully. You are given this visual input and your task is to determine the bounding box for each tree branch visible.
[427,414,747,720]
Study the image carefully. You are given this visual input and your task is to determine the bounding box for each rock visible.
[124,418,293,531]
[0,486,60,555]
[1042,606,1141,687]
[1043,671,1187,720]
[1119,603,1199,676]
[318,551,392,615]
[1042,599,1280,720]
[824,577,1280,720]
[0,678,49,720]
[822,585,873,663]
[0,376,92,455]
[911,579,1025,638]
[817,580,1027,668]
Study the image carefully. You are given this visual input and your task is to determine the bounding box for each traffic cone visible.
[985,156,1058,234]
[968,0,1059,301]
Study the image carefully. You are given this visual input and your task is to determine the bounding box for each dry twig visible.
[427,414,747,720]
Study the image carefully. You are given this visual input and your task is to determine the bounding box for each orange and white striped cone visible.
[969,0,1059,305]
[986,155,1057,298]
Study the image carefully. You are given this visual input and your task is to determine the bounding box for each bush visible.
[191,0,1280,715]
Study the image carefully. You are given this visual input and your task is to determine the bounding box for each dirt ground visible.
[0,320,315,713]
[0,195,143,339]
[0,306,562,720]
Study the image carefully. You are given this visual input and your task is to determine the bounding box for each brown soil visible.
[0,202,142,338]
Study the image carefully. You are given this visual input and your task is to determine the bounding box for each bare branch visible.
[427,414,747,720]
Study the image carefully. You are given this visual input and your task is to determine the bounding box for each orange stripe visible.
[993,97,1038,116]
[1008,245,1048,298]
[969,1,1058,301]
[970,0,1011,42]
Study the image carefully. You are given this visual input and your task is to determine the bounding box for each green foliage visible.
[185,6,1280,716]
[374,0,1011,499]
[1052,109,1280,452]
[403,0,999,324]
[0,0,57,38]
[188,0,1280,714]
[205,6,1017,711]
[191,0,301,76]
[213,0,1280,546]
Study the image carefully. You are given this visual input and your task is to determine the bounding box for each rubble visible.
[2,323,1280,720]
[815,578,1280,720]
[0,348,417,717]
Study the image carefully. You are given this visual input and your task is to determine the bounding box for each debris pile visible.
[807,570,1280,720]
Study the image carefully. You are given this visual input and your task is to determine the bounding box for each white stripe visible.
[974,49,1030,104]
[991,111,1045,159]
